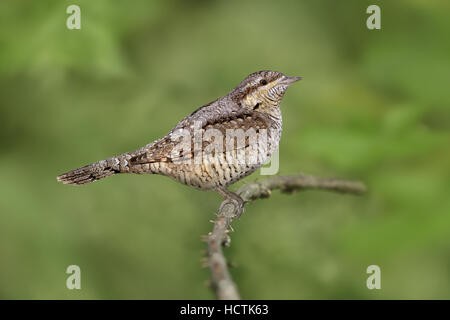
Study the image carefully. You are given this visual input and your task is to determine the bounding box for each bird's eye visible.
[260,79,267,85]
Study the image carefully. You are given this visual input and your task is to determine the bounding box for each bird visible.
[57,70,302,216]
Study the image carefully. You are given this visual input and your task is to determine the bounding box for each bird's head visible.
[230,70,302,116]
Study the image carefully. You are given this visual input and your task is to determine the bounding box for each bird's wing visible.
[129,136,180,165]
[129,107,272,166]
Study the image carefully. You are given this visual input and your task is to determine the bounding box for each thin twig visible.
[206,174,367,300]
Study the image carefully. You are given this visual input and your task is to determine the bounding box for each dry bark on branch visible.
[206,174,367,300]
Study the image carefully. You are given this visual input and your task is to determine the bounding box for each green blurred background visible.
[0,0,449,299]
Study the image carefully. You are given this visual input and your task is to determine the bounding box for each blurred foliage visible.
[0,0,449,299]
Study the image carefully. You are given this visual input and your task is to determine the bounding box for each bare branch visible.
[206,174,366,300]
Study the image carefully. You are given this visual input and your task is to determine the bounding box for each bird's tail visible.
[57,158,123,186]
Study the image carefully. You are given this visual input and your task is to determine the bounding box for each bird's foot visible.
[216,188,245,218]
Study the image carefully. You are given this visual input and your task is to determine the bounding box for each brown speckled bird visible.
[57,70,301,214]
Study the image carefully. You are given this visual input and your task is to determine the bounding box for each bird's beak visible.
[282,76,303,85]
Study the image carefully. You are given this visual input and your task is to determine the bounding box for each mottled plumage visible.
[57,70,301,214]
